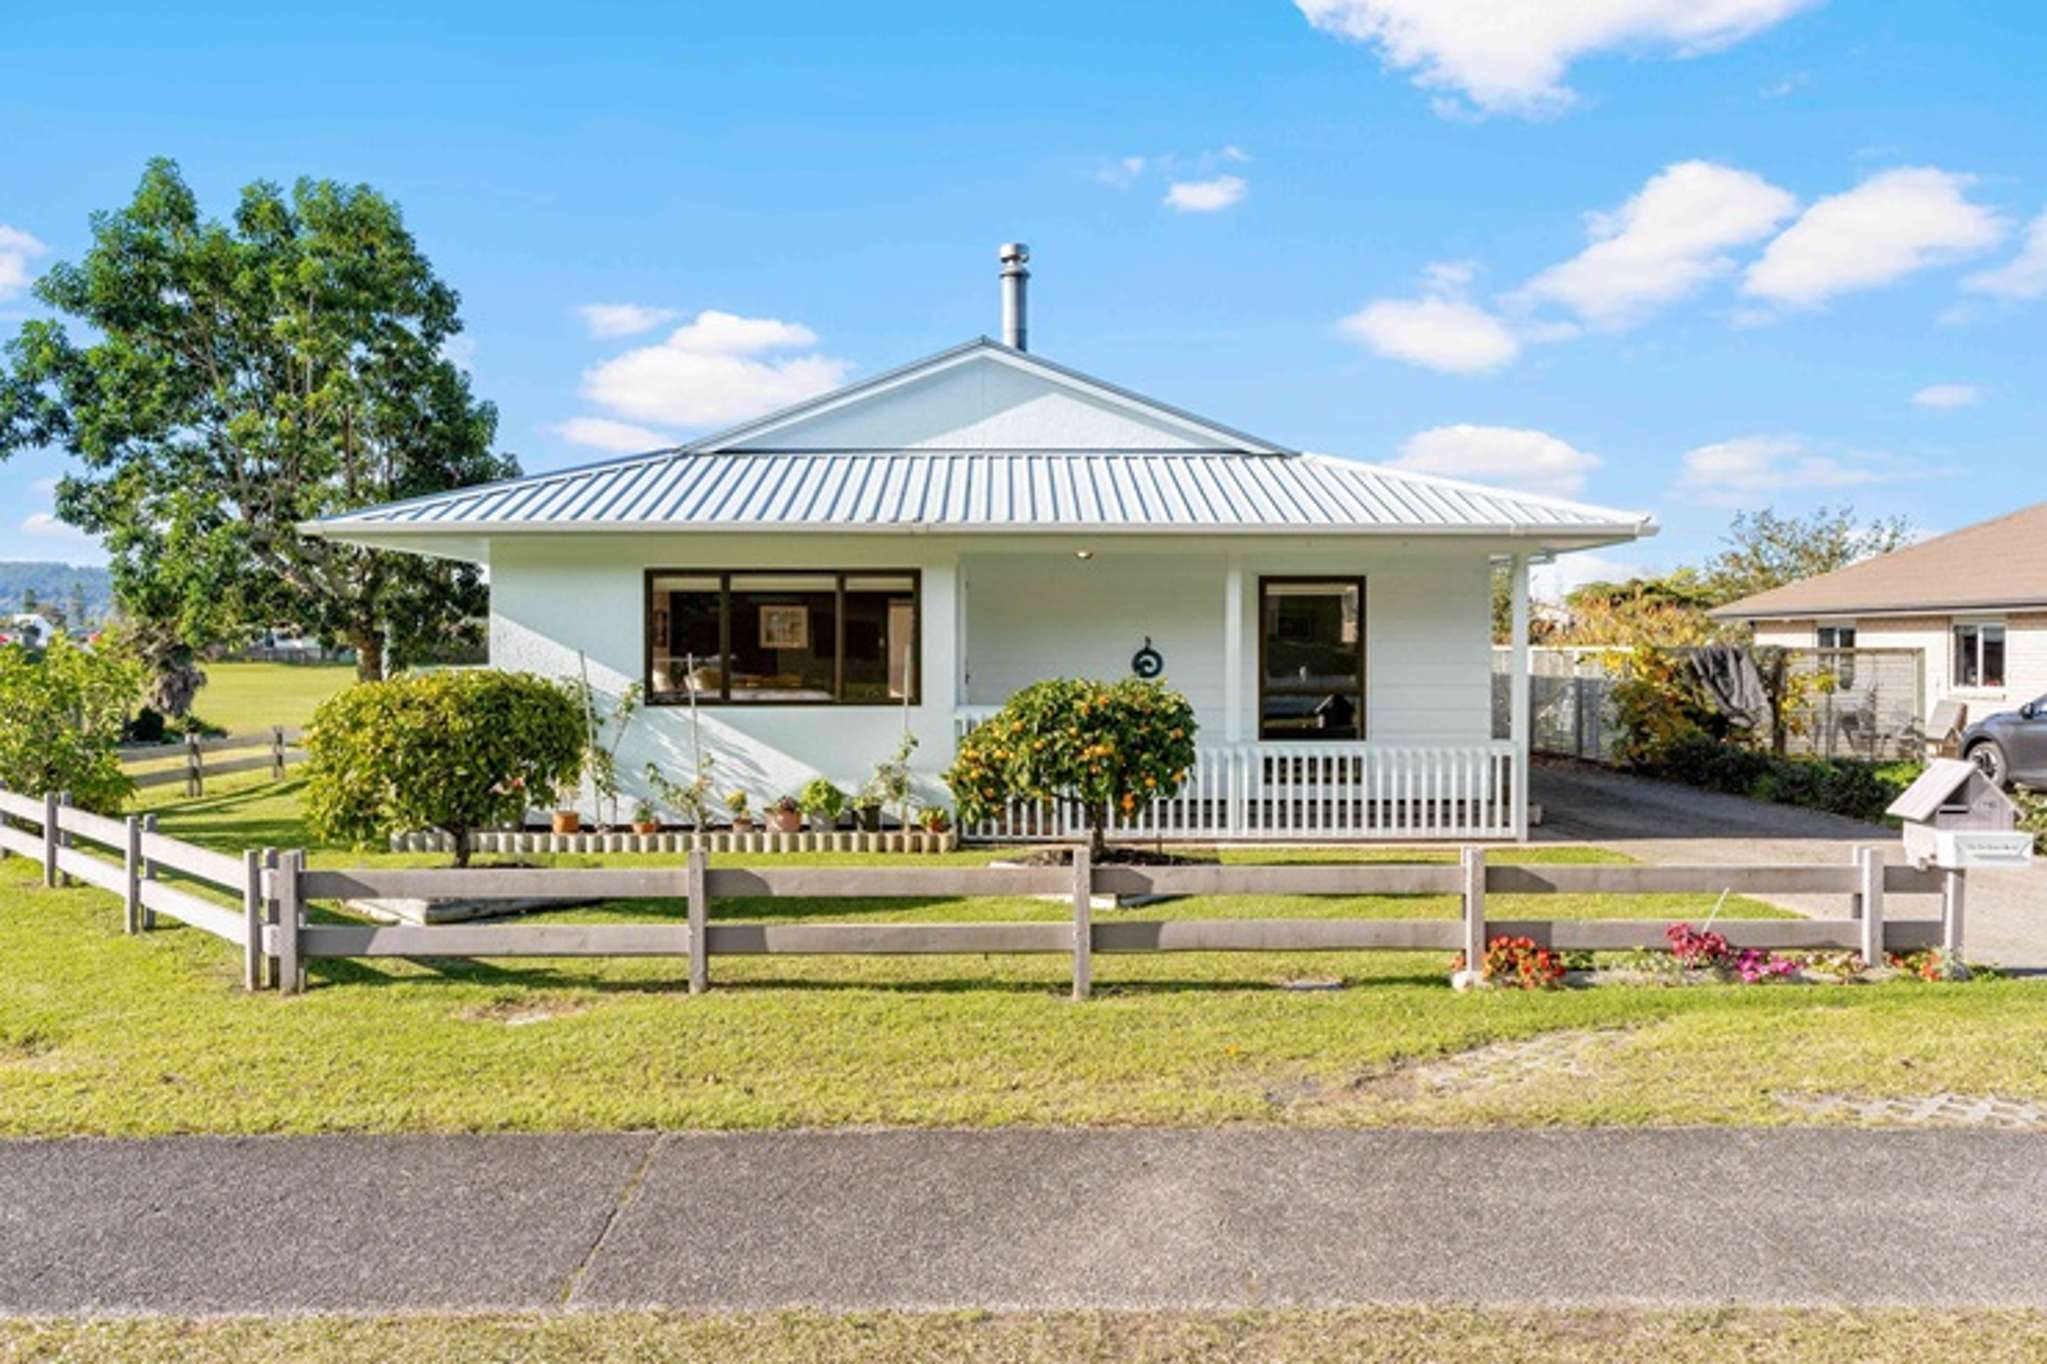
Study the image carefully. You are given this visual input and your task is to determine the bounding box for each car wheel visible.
[1966,739,2010,788]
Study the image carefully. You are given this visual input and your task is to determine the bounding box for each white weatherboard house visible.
[310,248,1657,842]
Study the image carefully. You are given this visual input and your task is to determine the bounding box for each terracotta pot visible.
[551,810,581,835]
[731,817,755,833]
[766,809,803,834]
[632,822,659,836]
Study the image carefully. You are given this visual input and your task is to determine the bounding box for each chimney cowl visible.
[998,242,1030,350]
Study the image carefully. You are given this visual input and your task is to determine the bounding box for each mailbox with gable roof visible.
[1886,759,2035,871]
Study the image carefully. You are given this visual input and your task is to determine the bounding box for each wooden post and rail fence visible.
[119,728,306,798]
[1,783,1971,1000]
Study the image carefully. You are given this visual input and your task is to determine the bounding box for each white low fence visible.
[2,784,1966,1000]
[952,714,1519,843]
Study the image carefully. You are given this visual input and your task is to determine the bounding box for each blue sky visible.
[5,1,2044,591]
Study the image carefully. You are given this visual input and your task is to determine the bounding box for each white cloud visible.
[1096,155,1148,188]
[1389,424,1601,498]
[1910,383,1984,409]
[1674,435,1916,505]
[581,309,852,428]
[1533,551,1638,601]
[1294,0,1818,118]
[1513,161,1796,329]
[577,303,679,339]
[1339,263,1520,374]
[0,225,48,301]
[21,511,91,544]
[1961,209,2047,300]
[554,417,677,452]
[1163,174,1248,213]
[1743,168,2007,307]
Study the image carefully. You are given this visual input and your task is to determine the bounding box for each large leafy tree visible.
[0,159,515,680]
[1703,505,1913,607]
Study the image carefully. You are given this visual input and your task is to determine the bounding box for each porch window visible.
[646,570,920,705]
[1258,578,1365,741]
[1953,621,2005,689]
[1816,623,1856,686]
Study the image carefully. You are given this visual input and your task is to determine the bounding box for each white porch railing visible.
[953,710,1519,843]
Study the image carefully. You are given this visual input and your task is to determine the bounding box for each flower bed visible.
[1453,924,1977,989]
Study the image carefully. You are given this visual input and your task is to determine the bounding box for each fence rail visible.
[4,785,1968,1000]
[120,728,306,795]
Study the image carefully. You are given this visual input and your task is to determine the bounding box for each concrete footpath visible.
[5,1128,2047,1315]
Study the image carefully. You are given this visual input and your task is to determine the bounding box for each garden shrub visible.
[304,669,585,866]
[946,677,1197,857]
[1643,734,1913,824]
[0,633,142,814]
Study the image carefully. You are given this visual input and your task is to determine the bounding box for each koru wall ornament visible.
[1130,636,1164,679]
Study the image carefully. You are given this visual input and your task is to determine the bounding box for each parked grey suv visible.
[1961,695,2047,789]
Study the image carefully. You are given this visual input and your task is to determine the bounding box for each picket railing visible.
[952,711,1517,843]
[120,728,305,796]
[3,785,1967,1000]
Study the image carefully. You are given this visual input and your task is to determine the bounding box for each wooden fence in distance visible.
[1,785,1968,1000]
[120,728,305,797]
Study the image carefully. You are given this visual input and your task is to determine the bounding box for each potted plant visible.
[919,805,952,835]
[868,730,918,832]
[631,798,660,836]
[551,779,581,835]
[765,794,804,834]
[798,777,847,832]
[850,789,884,832]
[725,789,754,832]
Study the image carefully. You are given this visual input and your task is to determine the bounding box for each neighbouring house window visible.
[1816,623,1857,686]
[1953,622,2006,689]
[1259,578,1365,741]
[646,570,920,705]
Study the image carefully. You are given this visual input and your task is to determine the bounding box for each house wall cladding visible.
[1756,614,2047,727]
[1493,646,1927,763]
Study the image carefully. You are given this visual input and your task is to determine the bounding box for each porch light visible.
[1074,549,1094,560]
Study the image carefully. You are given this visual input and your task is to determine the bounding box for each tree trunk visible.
[1087,806,1108,861]
[351,625,386,682]
[450,826,471,869]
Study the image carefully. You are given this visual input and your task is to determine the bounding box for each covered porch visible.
[947,541,1538,843]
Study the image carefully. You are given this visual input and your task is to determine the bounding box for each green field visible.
[6,764,2043,1137]
[191,661,357,732]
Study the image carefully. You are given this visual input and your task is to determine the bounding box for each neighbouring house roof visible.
[307,338,1656,550]
[1713,502,2047,621]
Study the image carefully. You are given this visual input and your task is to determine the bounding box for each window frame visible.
[643,568,922,707]
[1256,575,1368,743]
[1815,622,1858,686]
[1951,618,2007,691]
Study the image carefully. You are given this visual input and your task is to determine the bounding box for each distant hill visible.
[0,562,114,625]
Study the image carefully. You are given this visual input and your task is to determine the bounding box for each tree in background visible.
[0,159,515,682]
[1701,505,1913,607]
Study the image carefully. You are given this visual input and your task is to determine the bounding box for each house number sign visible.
[1130,636,1164,679]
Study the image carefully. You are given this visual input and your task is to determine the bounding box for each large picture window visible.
[1953,621,2005,689]
[646,570,920,705]
[1258,577,1365,741]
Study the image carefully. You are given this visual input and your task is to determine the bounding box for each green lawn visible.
[6,1309,2047,1363]
[5,773,2043,1138]
[191,660,357,733]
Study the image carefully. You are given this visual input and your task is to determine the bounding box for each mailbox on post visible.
[1885,759,2035,871]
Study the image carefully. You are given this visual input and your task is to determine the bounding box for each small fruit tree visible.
[0,633,142,814]
[946,677,1197,858]
[304,670,585,866]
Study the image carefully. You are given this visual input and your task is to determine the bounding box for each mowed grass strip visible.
[6,776,2045,1136]
[5,1309,2047,1364]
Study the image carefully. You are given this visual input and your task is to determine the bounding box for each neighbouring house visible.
[3,612,55,649]
[1714,502,2047,740]
[307,247,1657,841]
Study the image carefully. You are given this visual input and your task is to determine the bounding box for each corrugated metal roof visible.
[309,450,1653,538]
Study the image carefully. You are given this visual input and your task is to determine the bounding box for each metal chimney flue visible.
[998,242,1030,350]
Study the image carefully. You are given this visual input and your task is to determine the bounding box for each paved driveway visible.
[1533,761,2046,969]
[7,1130,2047,1314]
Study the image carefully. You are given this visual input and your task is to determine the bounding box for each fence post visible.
[123,815,142,934]
[242,848,265,991]
[686,847,708,995]
[40,791,58,889]
[140,814,160,929]
[1942,869,1967,974]
[1071,844,1093,1002]
[271,726,287,781]
[56,792,74,887]
[1858,846,1885,968]
[1461,846,1487,977]
[262,848,280,988]
[275,850,303,995]
[185,734,203,797]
